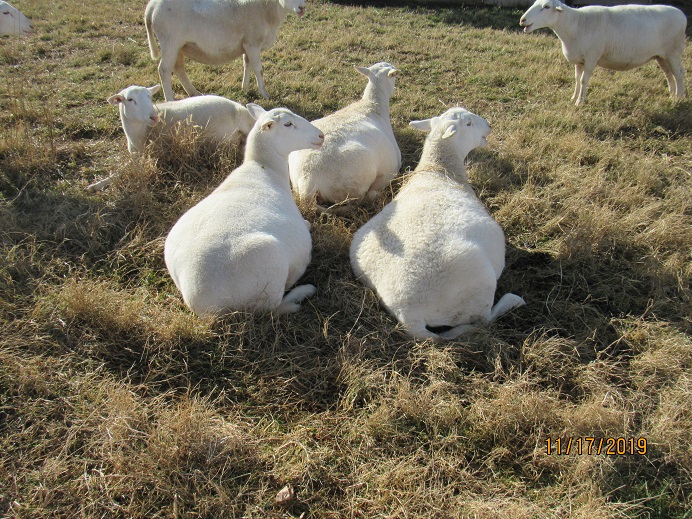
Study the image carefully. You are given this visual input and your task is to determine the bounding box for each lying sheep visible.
[0,1,33,36]
[144,0,307,101]
[164,104,325,317]
[350,107,525,341]
[519,0,687,105]
[289,62,402,209]
[87,85,254,191]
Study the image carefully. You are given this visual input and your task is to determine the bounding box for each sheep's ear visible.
[107,94,124,105]
[355,66,373,78]
[260,120,275,132]
[246,103,266,121]
[147,85,161,96]
[409,119,433,132]
[554,0,563,11]
[387,68,399,77]
[441,124,457,140]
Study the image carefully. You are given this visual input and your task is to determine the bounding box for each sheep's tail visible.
[144,5,160,60]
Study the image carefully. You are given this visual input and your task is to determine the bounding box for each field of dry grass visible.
[1,0,690,517]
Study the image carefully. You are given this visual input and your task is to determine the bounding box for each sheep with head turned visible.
[164,104,325,317]
[350,107,525,341]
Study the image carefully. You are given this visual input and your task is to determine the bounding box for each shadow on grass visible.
[324,0,525,32]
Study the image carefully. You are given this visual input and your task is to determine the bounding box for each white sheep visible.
[87,84,254,191]
[107,84,254,153]
[288,62,402,208]
[0,1,33,36]
[164,104,325,317]
[350,107,525,341]
[144,0,307,101]
[519,0,687,105]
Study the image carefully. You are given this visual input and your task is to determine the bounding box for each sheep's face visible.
[356,62,399,98]
[0,1,34,36]
[439,108,491,151]
[247,104,324,156]
[410,107,491,156]
[108,86,160,127]
[520,0,563,33]
[280,0,306,17]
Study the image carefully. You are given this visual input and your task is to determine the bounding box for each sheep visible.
[87,84,254,191]
[519,0,687,105]
[349,107,525,341]
[144,0,307,101]
[164,103,325,317]
[288,62,402,209]
[0,1,34,36]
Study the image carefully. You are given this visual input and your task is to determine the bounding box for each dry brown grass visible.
[1,0,691,517]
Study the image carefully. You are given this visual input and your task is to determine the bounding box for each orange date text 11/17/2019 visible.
[545,437,647,456]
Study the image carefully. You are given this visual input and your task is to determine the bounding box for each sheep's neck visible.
[120,105,151,153]
[244,137,292,191]
[417,135,470,184]
[550,4,579,44]
[361,81,391,116]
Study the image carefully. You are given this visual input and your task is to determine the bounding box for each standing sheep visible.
[88,85,254,191]
[144,0,307,101]
[164,104,325,317]
[350,107,525,341]
[0,1,33,36]
[519,0,687,105]
[288,62,402,209]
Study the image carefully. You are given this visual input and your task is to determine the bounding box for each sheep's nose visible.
[150,115,159,123]
[318,133,324,140]
[520,17,526,25]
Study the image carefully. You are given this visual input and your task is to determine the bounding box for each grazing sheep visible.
[164,104,325,317]
[144,0,307,101]
[350,107,525,341]
[519,0,687,105]
[0,1,33,36]
[289,62,402,209]
[87,85,254,191]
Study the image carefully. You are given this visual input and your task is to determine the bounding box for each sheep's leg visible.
[174,52,200,97]
[366,174,392,200]
[575,64,593,106]
[665,56,685,98]
[571,63,583,103]
[158,47,180,102]
[243,45,270,99]
[275,284,316,315]
[241,54,252,91]
[489,293,525,321]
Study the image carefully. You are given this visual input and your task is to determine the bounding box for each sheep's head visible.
[280,0,306,17]
[108,85,160,127]
[410,107,491,157]
[520,0,563,33]
[355,62,399,98]
[247,104,324,157]
[0,1,34,36]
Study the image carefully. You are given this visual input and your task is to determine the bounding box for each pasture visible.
[1,0,690,517]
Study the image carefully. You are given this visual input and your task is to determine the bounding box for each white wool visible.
[164,104,325,317]
[289,62,401,207]
[350,107,525,341]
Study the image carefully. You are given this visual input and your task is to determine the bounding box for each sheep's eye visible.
[466,121,472,126]
[284,122,293,127]
[542,4,550,8]
[2,11,10,15]
[127,98,136,105]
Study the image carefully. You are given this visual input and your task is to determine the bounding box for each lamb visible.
[289,62,402,209]
[0,1,34,36]
[350,107,525,341]
[107,84,254,154]
[87,84,254,191]
[164,104,325,317]
[519,0,686,105]
[144,0,307,101]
